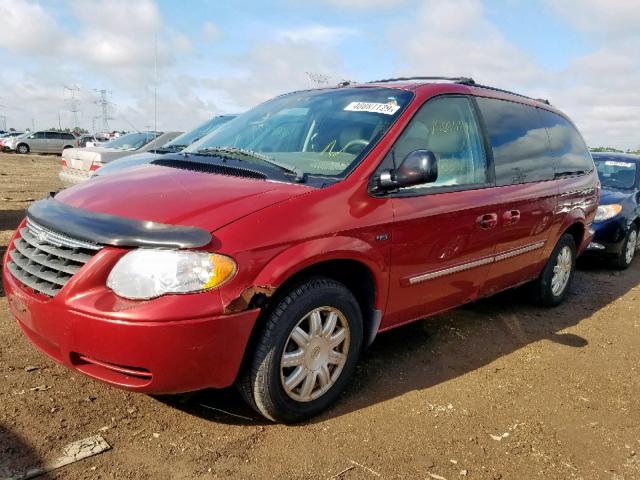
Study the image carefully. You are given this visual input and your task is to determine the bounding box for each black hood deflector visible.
[27,197,212,249]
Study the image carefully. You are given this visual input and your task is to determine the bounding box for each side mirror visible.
[378,150,438,190]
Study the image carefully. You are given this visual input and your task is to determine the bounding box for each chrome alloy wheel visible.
[551,245,572,296]
[280,306,350,403]
[625,229,638,265]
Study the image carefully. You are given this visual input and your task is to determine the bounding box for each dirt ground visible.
[1,152,639,480]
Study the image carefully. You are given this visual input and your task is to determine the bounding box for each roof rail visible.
[460,80,552,105]
[367,76,552,105]
[369,76,476,84]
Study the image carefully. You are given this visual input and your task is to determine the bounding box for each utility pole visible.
[94,89,113,133]
[64,84,81,128]
[154,35,158,133]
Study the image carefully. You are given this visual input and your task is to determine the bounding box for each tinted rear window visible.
[62,133,75,140]
[536,109,594,175]
[476,97,554,186]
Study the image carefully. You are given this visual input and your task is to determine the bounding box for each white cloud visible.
[202,39,349,109]
[546,0,640,35]
[68,0,164,70]
[390,0,542,88]
[320,0,407,8]
[202,21,222,42]
[0,0,67,54]
[279,25,358,45]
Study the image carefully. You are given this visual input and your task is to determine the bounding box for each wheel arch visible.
[230,236,389,374]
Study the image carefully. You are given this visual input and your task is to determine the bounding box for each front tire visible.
[528,233,576,307]
[237,277,363,423]
[16,144,29,154]
[613,227,638,270]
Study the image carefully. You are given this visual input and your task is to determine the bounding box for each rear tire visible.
[528,234,576,307]
[16,144,29,154]
[612,227,638,270]
[237,277,363,423]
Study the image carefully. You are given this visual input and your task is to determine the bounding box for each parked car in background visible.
[95,115,237,178]
[4,132,29,152]
[59,131,181,185]
[78,134,108,148]
[586,152,640,269]
[14,131,78,154]
[0,131,24,150]
[3,78,598,422]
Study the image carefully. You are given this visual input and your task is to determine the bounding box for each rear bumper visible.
[3,256,260,394]
[59,168,91,186]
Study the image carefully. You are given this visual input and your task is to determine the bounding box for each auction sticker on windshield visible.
[605,161,635,168]
[344,101,400,115]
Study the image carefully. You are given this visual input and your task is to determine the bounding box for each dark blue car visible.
[586,152,640,269]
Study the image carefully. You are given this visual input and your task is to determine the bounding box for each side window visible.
[45,132,60,139]
[34,132,46,139]
[392,96,487,191]
[62,133,75,140]
[536,110,594,174]
[476,97,554,186]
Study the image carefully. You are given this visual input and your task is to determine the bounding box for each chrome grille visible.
[7,219,102,297]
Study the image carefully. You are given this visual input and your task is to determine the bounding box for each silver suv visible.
[15,131,78,154]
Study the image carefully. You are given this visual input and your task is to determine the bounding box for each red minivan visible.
[3,78,599,422]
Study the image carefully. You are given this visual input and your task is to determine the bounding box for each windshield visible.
[102,132,160,151]
[595,157,638,189]
[185,87,413,177]
[163,115,236,149]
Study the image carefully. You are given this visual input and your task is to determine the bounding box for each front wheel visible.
[237,277,363,423]
[16,144,29,154]
[528,234,576,307]
[613,227,638,270]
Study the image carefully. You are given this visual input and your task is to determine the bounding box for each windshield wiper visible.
[195,147,306,182]
[554,169,590,178]
[154,144,186,154]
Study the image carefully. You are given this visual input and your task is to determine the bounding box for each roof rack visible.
[369,76,551,105]
[369,76,476,84]
[459,80,552,105]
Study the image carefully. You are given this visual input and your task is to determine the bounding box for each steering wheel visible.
[340,139,369,155]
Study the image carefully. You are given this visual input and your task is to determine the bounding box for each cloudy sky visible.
[0,0,638,149]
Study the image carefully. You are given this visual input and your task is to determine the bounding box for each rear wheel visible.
[612,227,638,270]
[237,277,363,423]
[528,234,576,307]
[16,143,29,154]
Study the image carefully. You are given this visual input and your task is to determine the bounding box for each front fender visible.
[252,235,389,310]
[218,235,390,316]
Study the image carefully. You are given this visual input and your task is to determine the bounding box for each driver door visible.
[382,96,502,327]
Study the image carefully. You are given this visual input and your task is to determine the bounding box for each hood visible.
[55,163,312,232]
[600,188,633,205]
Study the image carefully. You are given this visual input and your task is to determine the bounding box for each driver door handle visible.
[503,209,521,226]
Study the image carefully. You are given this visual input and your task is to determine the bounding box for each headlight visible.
[106,249,236,300]
[594,204,622,222]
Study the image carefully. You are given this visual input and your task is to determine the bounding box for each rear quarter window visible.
[536,109,594,175]
[476,97,554,186]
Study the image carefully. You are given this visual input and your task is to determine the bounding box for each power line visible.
[64,84,81,128]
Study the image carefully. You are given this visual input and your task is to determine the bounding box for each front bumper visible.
[3,246,260,394]
[584,217,627,256]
